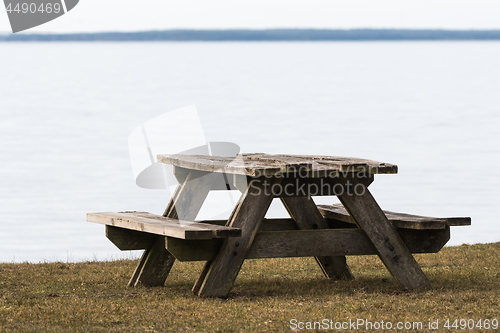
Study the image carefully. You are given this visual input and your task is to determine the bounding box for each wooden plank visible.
[194,177,281,297]
[198,218,299,231]
[318,204,471,229]
[281,196,354,280]
[128,236,176,287]
[245,153,398,175]
[277,174,374,197]
[249,227,450,258]
[444,217,472,226]
[157,153,398,177]
[199,217,353,231]
[174,166,240,191]
[338,183,432,290]
[165,227,450,261]
[88,212,208,239]
[163,170,218,221]
[399,226,450,253]
[233,173,374,196]
[129,170,216,287]
[257,218,299,231]
[158,154,283,177]
[87,212,240,240]
[232,174,249,193]
[106,225,156,250]
[172,166,191,184]
[166,237,223,261]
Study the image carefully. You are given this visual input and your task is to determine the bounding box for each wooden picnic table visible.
[88,153,470,297]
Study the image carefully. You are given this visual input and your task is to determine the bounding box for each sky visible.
[2,0,500,33]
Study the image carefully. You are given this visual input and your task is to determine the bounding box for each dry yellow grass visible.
[1,242,499,332]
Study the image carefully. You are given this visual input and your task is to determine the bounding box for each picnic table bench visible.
[87,153,470,297]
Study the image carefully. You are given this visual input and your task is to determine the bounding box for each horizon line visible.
[3,28,500,41]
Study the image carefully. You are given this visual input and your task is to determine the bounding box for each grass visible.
[1,242,500,332]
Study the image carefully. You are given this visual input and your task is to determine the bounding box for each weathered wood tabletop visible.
[89,153,470,297]
[157,153,398,176]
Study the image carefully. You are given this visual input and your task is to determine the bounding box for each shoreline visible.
[3,29,500,42]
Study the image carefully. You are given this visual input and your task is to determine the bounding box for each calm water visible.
[0,41,499,263]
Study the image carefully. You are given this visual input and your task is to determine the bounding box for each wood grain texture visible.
[88,212,241,240]
[281,196,354,280]
[158,153,397,177]
[129,170,216,287]
[194,177,281,297]
[164,227,450,261]
[249,227,449,258]
[127,236,176,287]
[174,166,239,191]
[338,183,432,290]
[106,225,156,250]
[163,170,217,221]
[318,204,471,230]
[167,237,223,261]
[198,217,354,231]
[274,174,374,197]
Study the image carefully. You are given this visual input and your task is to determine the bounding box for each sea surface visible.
[0,41,499,263]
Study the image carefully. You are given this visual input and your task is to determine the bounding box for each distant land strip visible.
[2,29,500,42]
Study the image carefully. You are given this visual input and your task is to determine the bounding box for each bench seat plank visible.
[318,204,471,230]
[87,211,241,240]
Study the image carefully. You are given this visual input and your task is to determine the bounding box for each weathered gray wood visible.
[88,212,241,240]
[318,203,471,230]
[252,227,450,258]
[159,154,283,177]
[269,174,374,197]
[163,177,187,219]
[174,166,240,191]
[257,218,299,231]
[398,226,450,253]
[128,236,176,287]
[245,153,398,175]
[172,166,191,184]
[166,237,223,261]
[233,173,374,196]
[163,170,217,221]
[129,170,216,287]
[281,196,354,280]
[338,183,432,290]
[192,261,212,295]
[194,177,281,297]
[89,211,205,239]
[165,227,450,261]
[232,174,249,193]
[199,217,355,231]
[158,153,397,177]
[106,225,156,250]
[199,218,300,231]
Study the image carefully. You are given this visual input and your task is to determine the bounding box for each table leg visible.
[280,196,354,280]
[128,235,175,287]
[163,170,215,221]
[194,177,280,297]
[338,182,431,290]
[128,171,216,287]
